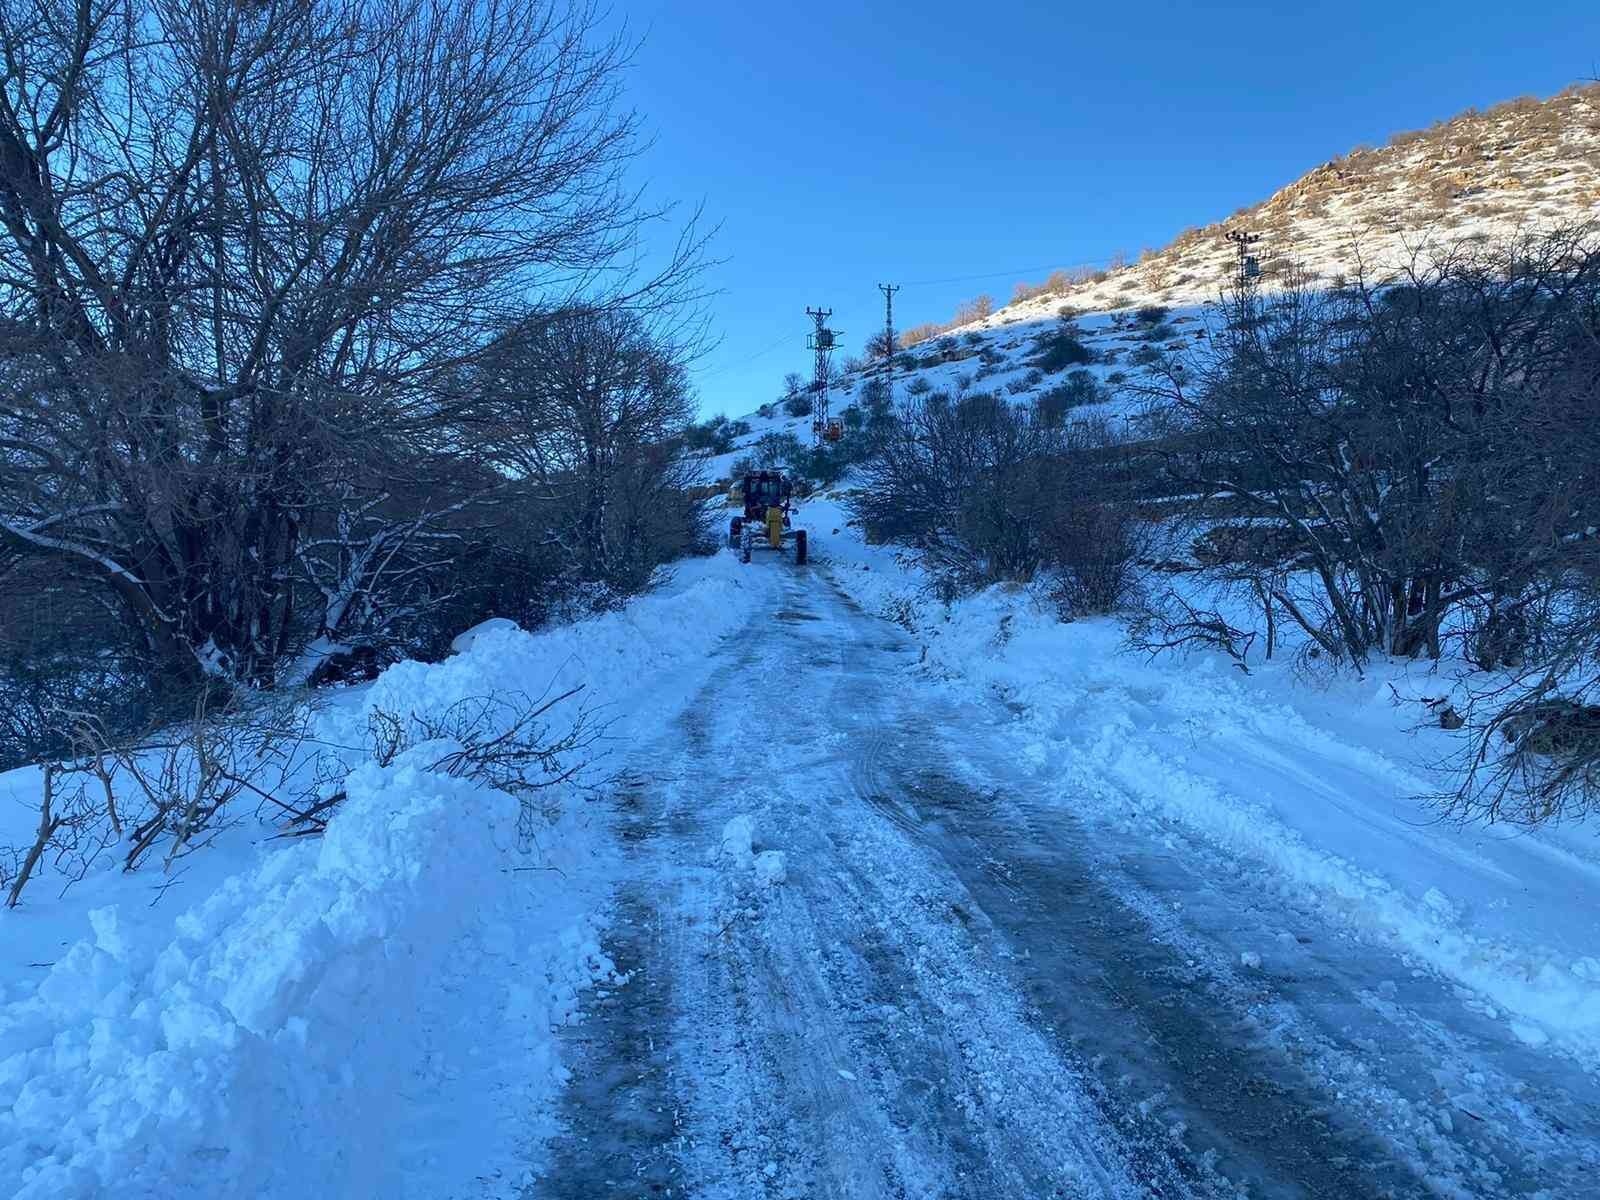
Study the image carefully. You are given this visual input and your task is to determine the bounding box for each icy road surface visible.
[533,570,1600,1199]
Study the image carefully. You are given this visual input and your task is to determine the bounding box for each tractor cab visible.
[741,470,792,522]
[728,469,808,565]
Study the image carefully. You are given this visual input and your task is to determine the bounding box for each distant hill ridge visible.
[946,84,1600,337]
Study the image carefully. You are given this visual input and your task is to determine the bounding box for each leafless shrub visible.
[881,594,921,634]
[901,294,996,346]
[1142,229,1600,670]
[1009,267,1103,306]
[2,689,315,903]
[5,765,65,908]
[2,674,602,905]
[1131,225,1600,822]
[1446,673,1600,826]
[85,692,315,872]
[1043,503,1150,617]
[336,689,602,839]
[849,391,1148,603]
[955,295,996,325]
[848,393,1066,589]
[1130,595,1258,672]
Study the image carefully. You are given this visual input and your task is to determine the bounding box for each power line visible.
[895,254,1129,288]
[695,330,798,381]
[897,264,1064,287]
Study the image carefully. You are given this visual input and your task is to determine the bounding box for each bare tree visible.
[463,307,707,597]
[1141,230,1600,667]
[850,390,1135,594]
[1131,226,1600,821]
[864,329,897,360]
[0,0,706,686]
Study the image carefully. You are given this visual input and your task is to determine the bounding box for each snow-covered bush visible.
[1030,328,1094,372]
[1037,371,1103,423]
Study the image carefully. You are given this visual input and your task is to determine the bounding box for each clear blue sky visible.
[613,1,1599,419]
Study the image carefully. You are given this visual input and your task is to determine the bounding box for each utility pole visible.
[1225,229,1262,290]
[877,282,899,363]
[805,306,841,445]
[877,282,900,409]
[1225,230,1263,332]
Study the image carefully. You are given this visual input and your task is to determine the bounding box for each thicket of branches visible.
[849,388,1149,613]
[0,0,711,769]
[1137,226,1600,822]
[1,682,596,906]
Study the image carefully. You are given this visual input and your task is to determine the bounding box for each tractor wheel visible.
[793,530,808,565]
[729,517,743,548]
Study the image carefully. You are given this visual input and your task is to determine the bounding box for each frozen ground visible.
[808,497,1600,1068]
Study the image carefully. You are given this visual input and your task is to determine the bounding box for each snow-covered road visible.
[535,567,1600,1200]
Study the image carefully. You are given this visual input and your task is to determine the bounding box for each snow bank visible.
[352,555,772,745]
[1,754,521,1197]
[0,551,775,1199]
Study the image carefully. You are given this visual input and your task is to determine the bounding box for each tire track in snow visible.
[537,570,1165,1197]
[534,565,1590,1199]
[922,663,1600,1196]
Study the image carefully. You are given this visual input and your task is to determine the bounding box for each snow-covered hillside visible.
[683,85,1600,457]
[696,302,1185,486]
[1002,84,1600,320]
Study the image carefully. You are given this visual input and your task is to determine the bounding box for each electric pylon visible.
[805,306,841,444]
[877,282,899,363]
[1225,229,1263,289]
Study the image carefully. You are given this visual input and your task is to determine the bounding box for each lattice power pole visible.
[877,282,899,363]
[1225,229,1264,331]
[1225,229,1263,289]
[806,306,841,444]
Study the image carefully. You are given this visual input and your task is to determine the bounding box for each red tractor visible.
[728,470,808,565]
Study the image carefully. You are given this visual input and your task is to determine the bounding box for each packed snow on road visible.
[5,514,1599,1199]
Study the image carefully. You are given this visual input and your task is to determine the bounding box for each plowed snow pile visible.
[0,553,777,1200]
